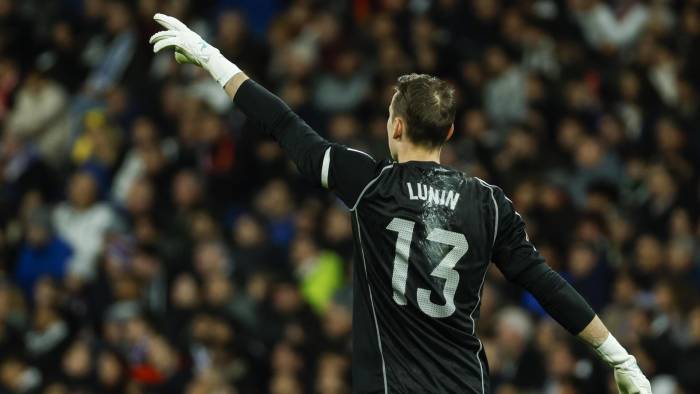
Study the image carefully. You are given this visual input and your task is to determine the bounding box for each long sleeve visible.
[233,79,381,207]
[491,186,595,334]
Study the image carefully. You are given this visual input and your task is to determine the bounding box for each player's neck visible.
[396,145,441,164]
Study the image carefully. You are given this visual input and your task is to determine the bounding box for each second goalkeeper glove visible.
[595,334,652,394]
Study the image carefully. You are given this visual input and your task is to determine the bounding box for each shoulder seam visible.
[349,164,394,211]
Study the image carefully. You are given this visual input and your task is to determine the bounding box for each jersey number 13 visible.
[386,218,468,318]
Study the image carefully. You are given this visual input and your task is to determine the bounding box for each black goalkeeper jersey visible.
[234,80,595,394]
[347,160,496,393]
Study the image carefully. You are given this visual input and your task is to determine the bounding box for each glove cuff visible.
[595,333,635,367]
[206,52,242,87]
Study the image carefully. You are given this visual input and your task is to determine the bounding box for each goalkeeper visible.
[149,13,652,394]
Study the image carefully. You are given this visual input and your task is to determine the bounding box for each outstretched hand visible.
[148,13,241,86]
[149,13,214,66]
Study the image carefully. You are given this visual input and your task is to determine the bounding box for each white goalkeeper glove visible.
[595,334,652,394]
[149,13,241,87]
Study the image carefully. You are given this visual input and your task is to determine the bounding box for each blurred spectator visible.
[5,69,70,167]
[483,46,527,130]
[83,0,137,96]
[0,130,56,217]
[572,0,650,52]
[14,207,71,296]
[52,171,118,281]
[290,235,343,314]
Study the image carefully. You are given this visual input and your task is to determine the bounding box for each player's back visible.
[205,71,615,394]
[351,161,497,394]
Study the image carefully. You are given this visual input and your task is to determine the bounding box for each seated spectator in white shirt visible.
[52,171,117,281]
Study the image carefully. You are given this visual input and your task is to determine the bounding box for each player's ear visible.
[445,124,454,141]
[393,117,404,140]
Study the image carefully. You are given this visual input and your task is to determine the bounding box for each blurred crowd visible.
[0,0,699,393]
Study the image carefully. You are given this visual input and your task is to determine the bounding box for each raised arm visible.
[489,185,652,394]
[148,13,379,206]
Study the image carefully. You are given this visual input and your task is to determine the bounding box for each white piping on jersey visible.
[475,340,485,394]
[489,190,498,247]
[347,147,376,161]
[471,271,488,394]
[350,164,394,211]
[321,147,331,188]
[472,177,500,394]
[474,177,499,246]
[475,177,535,252]
[354,211,388,394]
